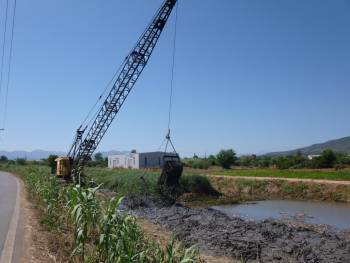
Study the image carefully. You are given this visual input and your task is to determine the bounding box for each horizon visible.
[0,0,349,156]
[1,134,349,158]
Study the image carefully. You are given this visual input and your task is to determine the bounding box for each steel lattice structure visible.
[67,0,177,178]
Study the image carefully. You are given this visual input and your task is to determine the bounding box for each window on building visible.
[145,157,148,166]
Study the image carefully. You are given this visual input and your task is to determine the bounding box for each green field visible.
[210,168,350,181]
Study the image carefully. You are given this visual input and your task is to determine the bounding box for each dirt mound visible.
[121,196,350,263]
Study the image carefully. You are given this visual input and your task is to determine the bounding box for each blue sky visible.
[0,0,349,156]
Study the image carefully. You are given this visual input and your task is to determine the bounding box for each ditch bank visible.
[121,196,350,263]
[208,176,350,203]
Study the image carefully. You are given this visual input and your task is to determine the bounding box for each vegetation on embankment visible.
[86,166,219,197]
[209,168,350,181]
[209,176,350,203]
[0,164,200,263]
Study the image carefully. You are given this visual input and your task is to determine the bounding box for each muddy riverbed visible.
[121,196,350,263]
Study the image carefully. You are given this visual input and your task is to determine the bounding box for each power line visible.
[0,0,9,98]
[2,0,17,129]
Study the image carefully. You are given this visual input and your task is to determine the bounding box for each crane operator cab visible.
[55,157,71,180]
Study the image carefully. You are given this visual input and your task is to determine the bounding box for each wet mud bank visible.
[121,196,350,263]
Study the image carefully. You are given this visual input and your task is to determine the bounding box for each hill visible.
[0,150,128,160]
[265,136,350,156]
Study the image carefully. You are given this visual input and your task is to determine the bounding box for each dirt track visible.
[121,196,350,263]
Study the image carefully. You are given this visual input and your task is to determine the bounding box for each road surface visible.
[0,172,22,263]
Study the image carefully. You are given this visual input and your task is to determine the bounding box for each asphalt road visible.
[0,172,21,263]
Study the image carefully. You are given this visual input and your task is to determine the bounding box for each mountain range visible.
[265,136,350,156]
[2,136,349,159]
[0,150,128,160]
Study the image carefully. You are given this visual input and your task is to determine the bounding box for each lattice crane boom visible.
[63,0,177,180]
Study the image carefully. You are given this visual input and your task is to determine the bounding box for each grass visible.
[86,167,160,196]
[86,167,219,197]
[210,168,350,181]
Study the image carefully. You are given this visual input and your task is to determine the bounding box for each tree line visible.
[1,149,349,171]
[182,149,350,170]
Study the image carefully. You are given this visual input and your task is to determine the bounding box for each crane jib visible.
[66,0,178,178]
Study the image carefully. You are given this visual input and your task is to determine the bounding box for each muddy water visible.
[122,196,350,262]
[213,200,350,229]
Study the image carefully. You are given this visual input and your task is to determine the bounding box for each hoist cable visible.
[2,0,17,129]
[0,0,9,98]
[164,1,179,153]
[166,1,179,132]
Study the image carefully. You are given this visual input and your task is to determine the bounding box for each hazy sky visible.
[0,0,349,156]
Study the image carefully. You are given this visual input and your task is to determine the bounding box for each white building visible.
[307,155,321,160]
[108,152,176,169]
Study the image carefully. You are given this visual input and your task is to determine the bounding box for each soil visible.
[20,186,71,263]
[137,218,237,263]
[121,196,350,263]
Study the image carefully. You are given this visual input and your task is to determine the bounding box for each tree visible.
[94,152,104,162]
[238,156,252,167]
[319,149,337,168]
[16,158,27,165]
[258,156,272,168]
[207,155,217,166]
[216,149,237,169]
[0,155,8,162]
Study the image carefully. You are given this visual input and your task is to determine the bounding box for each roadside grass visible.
[210,168,350,181]
[0,164,200,262]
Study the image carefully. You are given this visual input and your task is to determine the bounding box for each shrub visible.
[216,149,237,169]
[16,158,27,165]
[0,155,8,162]
[182,158,210,170]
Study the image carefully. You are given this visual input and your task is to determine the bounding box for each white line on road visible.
[0,175,21,263]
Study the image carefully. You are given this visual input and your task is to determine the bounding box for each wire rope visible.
[167,1,179,132]
[163,1,179,153]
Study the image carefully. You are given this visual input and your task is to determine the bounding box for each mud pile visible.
[121,196,350,263]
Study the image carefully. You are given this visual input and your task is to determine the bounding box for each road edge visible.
[0,174,21,263]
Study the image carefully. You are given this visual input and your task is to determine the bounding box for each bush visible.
[0,155,8,162]
[308,149,337,169]
[216,149,237,169]
[207,155,217,166]
[182,158,210,170]
[16,158,27,165]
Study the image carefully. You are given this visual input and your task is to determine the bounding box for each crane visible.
[56,0,182,186]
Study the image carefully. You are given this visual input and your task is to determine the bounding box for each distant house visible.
[307,155,321,160]
[108,151,177,169]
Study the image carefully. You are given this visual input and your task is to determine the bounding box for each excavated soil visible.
[120,196,350,263]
